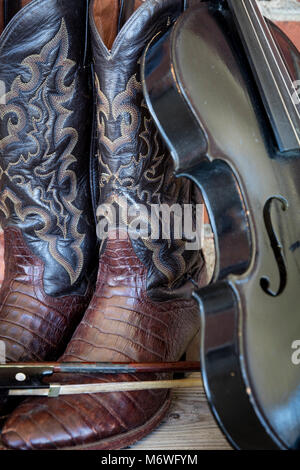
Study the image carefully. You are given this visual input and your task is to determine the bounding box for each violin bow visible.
[0,362,202,397]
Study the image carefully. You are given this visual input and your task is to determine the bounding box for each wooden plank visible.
[130,373,232,450]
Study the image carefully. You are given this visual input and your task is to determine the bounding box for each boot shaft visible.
[91,0,204,297]
[0,0,97,296]
[91,0,183,204]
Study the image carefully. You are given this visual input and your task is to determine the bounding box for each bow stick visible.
[0,362,202,397]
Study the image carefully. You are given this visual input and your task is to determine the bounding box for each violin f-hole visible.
[260,196,288,297]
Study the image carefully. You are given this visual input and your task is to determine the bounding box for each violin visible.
[142,0,300,449]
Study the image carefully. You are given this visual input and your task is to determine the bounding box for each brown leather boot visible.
[0,0,97,415]
[2,0,206,450]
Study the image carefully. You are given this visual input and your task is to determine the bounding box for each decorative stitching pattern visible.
[95,72,190,284]
[0,20,84,285]
[95,73,166,204]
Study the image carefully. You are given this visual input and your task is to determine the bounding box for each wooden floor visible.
[130,373,232,450]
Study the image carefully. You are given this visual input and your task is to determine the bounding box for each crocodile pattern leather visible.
[0,227,92,362]
[2,237,203,450]
[2,0,206,450]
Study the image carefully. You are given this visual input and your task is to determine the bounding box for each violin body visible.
[142,2,300,449]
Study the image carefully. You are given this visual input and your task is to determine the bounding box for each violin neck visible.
[228,0,300,153]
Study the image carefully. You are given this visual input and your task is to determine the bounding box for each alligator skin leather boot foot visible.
[2,0,207,450]
[0,0,97,398]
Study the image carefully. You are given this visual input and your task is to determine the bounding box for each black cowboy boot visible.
[0,0,97,419]
[2,0,206,450]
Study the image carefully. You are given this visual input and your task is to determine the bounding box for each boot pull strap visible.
[3,0,21,28]
[118,1,187,33]
[183,0,203,10]
[118,0,135,32]
[82,0,90,67]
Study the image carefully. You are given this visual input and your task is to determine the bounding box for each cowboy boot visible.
[2,0,206,450]
[0,0,97,415]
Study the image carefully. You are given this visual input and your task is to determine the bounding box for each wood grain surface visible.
[129,373,232,450]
